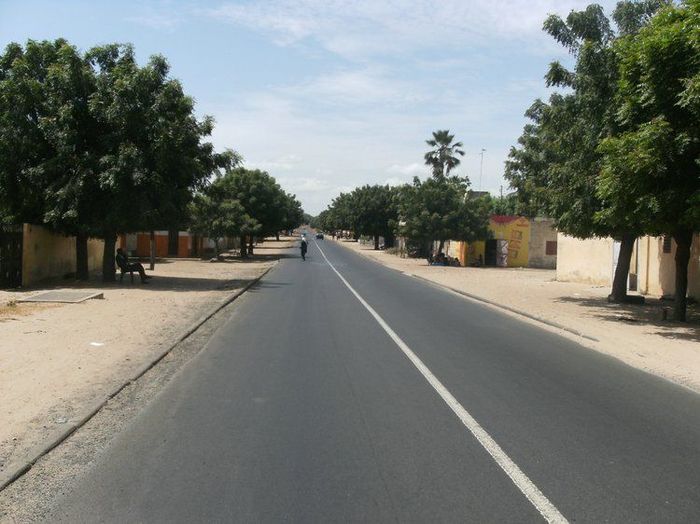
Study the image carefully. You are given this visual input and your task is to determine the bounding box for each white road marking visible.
[314,241,568,524]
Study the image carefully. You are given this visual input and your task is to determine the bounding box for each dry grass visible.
[0,301,57,320]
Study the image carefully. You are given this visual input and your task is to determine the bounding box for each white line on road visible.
[314,241,568,524]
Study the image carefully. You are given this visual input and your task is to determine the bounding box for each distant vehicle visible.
[316,233,324,239]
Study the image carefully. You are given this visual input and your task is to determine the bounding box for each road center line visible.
[314,241,568,524]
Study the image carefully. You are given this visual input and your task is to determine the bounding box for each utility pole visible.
[479,148,486,191]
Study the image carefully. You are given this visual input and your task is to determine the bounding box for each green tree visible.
[598,0,700,320]
[0,40,229,281]
[0,40,99,279]
[279,192,304,238]
[216,168,287,256]
[0,40,58,226]
[424,130,465,179]
[189,193,252,258]
[314,209,333,233]
[487,193,524,216]
[326,192,361,239]
[398,175,489,258]
[303,213,316,227]
[506,1,667,303]
[351,185,399,249]
[84,44,229,280]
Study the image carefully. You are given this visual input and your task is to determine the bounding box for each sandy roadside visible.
[0,238,294,478]
[336,239,700,393]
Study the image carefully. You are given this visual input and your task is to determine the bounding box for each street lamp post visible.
[479,148,486,191]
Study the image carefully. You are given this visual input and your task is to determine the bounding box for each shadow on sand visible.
[5,249,299,296]
[556,295,700,343]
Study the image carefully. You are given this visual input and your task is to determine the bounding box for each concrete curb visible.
[0,262,277,493]
[336,241,599,343]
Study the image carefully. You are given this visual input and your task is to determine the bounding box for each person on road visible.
[300,238,308,261]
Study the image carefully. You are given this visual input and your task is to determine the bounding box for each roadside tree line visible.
[0,39,303,282]
[505,0,699,321]
[189,168,303,258]
[315,130,492,258]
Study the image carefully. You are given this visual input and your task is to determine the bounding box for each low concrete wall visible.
[22,225,103,286]
[556,234,613,286]
[556,233,698,299]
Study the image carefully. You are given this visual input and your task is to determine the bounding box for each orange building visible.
[118,231,205,258]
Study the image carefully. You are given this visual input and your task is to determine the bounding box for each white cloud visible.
[199,0,619,213]
[386,163,428,177]
[205,81,532,213]
[276,176,331,193]
[249,154,303,171]
[291,68,423,106]
[125,4,183,30]
[206,0,603,59]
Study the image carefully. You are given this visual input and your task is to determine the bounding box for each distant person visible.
[300,238,308,261]
[115,248,150,283]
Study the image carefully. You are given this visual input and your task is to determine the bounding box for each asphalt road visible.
[48,239,700,523]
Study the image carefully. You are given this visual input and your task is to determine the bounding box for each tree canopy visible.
[200,167,303,256]
[505,1,668,302]
[0,39,231,280]
[598,0,700,320]
[424,130,465,179]
[398,175,490,256]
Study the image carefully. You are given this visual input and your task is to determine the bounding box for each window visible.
[662,236,672,254]
[545,241,557,256]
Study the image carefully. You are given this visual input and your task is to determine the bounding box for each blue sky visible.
[0,0,618,214]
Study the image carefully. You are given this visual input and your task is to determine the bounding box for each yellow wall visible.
[22,224,104,286]
[464,240,485,266]
[456,217,532,267]
[489,217,530,267]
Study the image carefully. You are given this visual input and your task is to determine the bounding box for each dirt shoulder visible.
[337,239,700,393]
[0,237,294,483]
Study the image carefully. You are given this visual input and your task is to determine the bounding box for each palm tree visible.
[424,130,465,178]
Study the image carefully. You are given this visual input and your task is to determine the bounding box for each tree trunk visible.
[149,231,156,270]
[240,235,247,258]
[374,235,379,250]
[213,238,220,258]
[102,232,117,282]
[672,229,693,322]
[276,232,280,241]
[248,237,254,256]
[608,233,635,303]
[438,239,445,254]
[76,232,89,281]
